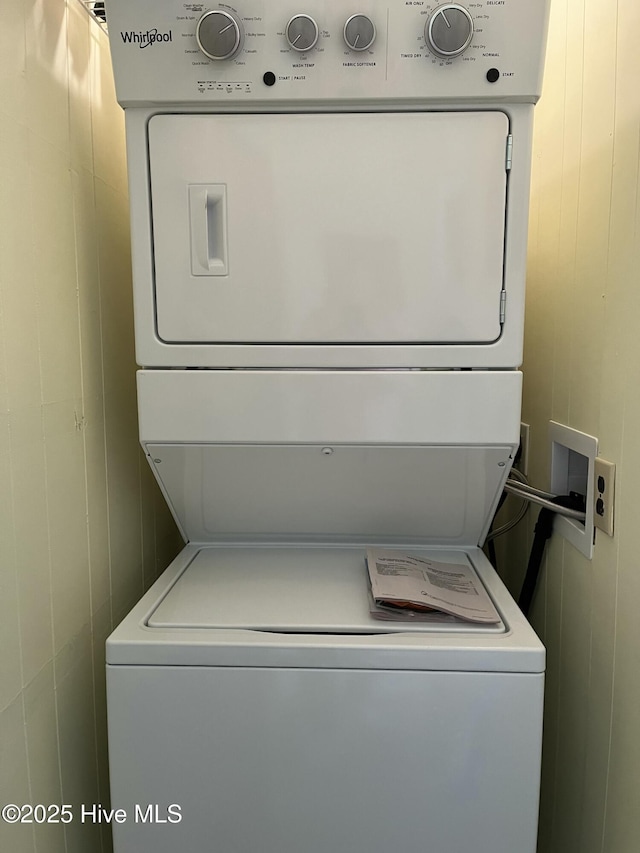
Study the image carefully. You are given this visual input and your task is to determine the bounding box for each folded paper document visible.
[367,549,500,624]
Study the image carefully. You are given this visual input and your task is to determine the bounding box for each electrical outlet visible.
[594,458,615,536]
[516,422,530,475]
[549,421,597,559]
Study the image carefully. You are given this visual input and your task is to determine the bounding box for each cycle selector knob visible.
[425,4,474,58]
[286,14,319,52]
[344,15,376,51]
[196,9,243,60]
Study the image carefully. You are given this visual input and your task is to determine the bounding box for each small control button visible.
[263,71,276,86]
[486,67,500,83]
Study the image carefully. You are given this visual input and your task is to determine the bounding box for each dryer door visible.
[149,111,509,344]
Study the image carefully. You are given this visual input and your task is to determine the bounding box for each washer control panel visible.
[105,0,550,105]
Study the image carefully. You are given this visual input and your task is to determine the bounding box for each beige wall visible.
[0,2,181,851]
[500,0,640,851]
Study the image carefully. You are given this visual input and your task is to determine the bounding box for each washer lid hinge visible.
[505,134,513,171]
[500,290,507,324]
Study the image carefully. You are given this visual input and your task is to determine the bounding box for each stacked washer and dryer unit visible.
[104,1,550,851]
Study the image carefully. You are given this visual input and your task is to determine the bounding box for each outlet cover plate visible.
[549,421,598,559]
[594,457,615,536]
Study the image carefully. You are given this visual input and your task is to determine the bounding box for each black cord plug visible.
[518,492,586,617]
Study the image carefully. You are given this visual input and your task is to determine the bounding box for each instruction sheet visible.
[366,549,500,624]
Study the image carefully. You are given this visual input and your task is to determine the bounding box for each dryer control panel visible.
[105,0,550,107]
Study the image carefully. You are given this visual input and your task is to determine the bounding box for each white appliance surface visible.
[107,544,544,853]
[148,545,507,633]
[137,369,521,545]
[108,662,544,853]
[146,443,513,545]
[150,111,508,344]
[105,0,550,107]
[137,368,523,445]
[106,0,549,369]
[104,1,550,850]
[107,543,544,671]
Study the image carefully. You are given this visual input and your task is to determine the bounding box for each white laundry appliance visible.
[103,1,550,851]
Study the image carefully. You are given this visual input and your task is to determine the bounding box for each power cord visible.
[518,492,587,616]
[486,469,588,610]
[486,468,530,542]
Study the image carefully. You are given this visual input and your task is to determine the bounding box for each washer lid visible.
[107,544,546,672]
[148,546,506,635]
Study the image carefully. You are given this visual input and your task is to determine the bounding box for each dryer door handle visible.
[188,184,228,276]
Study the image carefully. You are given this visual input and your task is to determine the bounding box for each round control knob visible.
[286,14,319,52]
[344,15,376,52]
[196,9,243,61]
[425,4,474,58]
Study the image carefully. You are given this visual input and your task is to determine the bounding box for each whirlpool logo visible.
[120,28,173,48]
